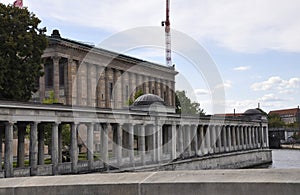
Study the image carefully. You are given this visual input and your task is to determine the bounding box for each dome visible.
[133,94,166,106]
[243,109,262,115]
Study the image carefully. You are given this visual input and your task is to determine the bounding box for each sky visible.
[2,0,300,114]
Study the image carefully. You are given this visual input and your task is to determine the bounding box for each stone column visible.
[185,125,192,156]
[210,126,216,153]
[116,123,123,167]
[52,122,59,175]
[226,126,232,152]
[157,124,162,162]
[171,124,177,160]
[199,126,205,155]
[87,123,94,170]
[70,123,78,173]
[222,126,227,152]
[101,123,109,168]
[58,125,62,163]
[205,125,211,154]
[17,124,26,168]
[240,126,245,150]
[30,122,38,176]
[140,124,146,165]
[38,124,45,165]
[191,125,198,156]
[5,122,14,178]
[39,62,45,102]
[265,126,269,148]
[0,126,3,171]
[128,124,135,165]
[177,125,184,156]
[255,126,259,148]
[53,56,60,100]
[232,126,237,151]
[236,126,241,150]
[216,126,222,153]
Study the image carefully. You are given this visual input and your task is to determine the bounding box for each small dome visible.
[244,109,262,115]
[133,94,166,106]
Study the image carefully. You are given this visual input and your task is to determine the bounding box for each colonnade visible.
[0,120,269,178]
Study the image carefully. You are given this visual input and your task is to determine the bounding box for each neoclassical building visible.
[34,30,177,111]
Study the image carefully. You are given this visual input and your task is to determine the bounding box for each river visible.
[269,149,300,168]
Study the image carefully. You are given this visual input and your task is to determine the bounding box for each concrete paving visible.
[0,169,299,195]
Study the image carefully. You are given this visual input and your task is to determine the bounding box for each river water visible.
[269,149,300,168]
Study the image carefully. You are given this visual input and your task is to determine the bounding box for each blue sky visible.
[2,0,300,114]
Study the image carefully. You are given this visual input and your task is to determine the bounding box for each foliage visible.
[175,90,205,116]
[268,114,286,128]
[126,89,144,106]
[42,91,58,104]
[0,4,47,101]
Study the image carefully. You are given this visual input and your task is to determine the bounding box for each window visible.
[59,63,65,87]
[109,82,113,100]
[45,60,53,88]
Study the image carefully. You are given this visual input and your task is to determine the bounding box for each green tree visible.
[175,90,205,116]
[127,89,144,106]
[0,4,47,101]
[268,114,285,128]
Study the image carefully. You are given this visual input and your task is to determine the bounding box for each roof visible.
[133,94,166,107]
[269,108,300,116]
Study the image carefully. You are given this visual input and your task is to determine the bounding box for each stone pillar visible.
[255,126,259,148]
[58,125,62,163]
[222,126,227,152]
[128,124,135,165]
[52,122,59,175]
[101,123,109,168]
[191,125,198,156]
[30,122,38,176]
[39,62,45,102]
[236,126,241,150]
[226,126,232,152]
[210,126,216,153]
[5,122,14,177]
[205,125,211,154]
[185,125,191,156]
[87,123,94,170]
[265,126,269,148]
[53,56,60,100]
[38,124,45,165]
[171,124,177,160]
[232,126,237,151]
[17,124,26,168]
[199,126,205,155]
[177,125,184,156]
[216,126,222,153]
[70,123,78,173]
[157,124,162,162]
[240,126,245,150]
[116,123,123,167]
[0,126,3,171]
[140,124,146,165]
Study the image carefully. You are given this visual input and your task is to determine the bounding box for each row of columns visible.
[40,57,176,108]
[0,121,268,178]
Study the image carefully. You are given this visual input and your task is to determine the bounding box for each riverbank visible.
[280,143,300,150]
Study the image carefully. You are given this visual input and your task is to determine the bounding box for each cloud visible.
[215,80,232,90]
[194,89,210,96]
[233,66,251,71]
[251,76,300,92]
[2,0,298,53]
[259,94,286,102]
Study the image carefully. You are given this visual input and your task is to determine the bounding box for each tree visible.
[175,90,205,116]
[127,89,144,106]
[0,4,47,101]
[268,114,285,128]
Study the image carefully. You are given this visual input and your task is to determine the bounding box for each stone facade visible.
[34,30,177,110]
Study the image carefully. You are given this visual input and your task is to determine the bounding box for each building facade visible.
[34,30,177,111]
[269,107,300,124]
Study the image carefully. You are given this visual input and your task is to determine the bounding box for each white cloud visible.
[233,66,251,71]
[2,0,299,53]
[251,76,300,92]
[215,80,232,90]
[194,89,210,96]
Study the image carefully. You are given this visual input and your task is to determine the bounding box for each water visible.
[269,149,300,168]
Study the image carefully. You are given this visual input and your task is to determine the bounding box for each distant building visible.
[268,107,300,124]
[33,30,178,111]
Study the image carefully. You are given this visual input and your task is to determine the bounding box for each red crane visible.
[162,0,172,66]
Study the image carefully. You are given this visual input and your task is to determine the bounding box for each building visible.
[34,30,177,111]
[268,107,300,124]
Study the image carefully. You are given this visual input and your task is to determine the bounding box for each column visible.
[210,126,216,153]
[185,125,191,156]
[116,123,123,167]
[150,125,156,162]
[38,124,45,165]
[5,122,14,178]
[226,126,232,152]
[58,125,62,163]
[191,125,198,156]
[53,56,60,100]
[128,124,135,165]
[205,125,211,154]
[199,126,205,155]
[52,122,59,175]
[232,126,237,151]
[177,125,184,156]
[0,126,3,171]
[216,126,222,153]
[157,124,162,162]
[255,126,259,148]
[171,124,177,160]
[17,124,26,168]
[87,123,94,170]
[29,122,38,176]
[140,124,146,165]
[101,123,109,168]
[70,123,78,173]
[240,126,245,150]
[222,126,227,152]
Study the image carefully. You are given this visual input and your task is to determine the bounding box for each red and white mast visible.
[13,0,23,8]
[162,0,172,66]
